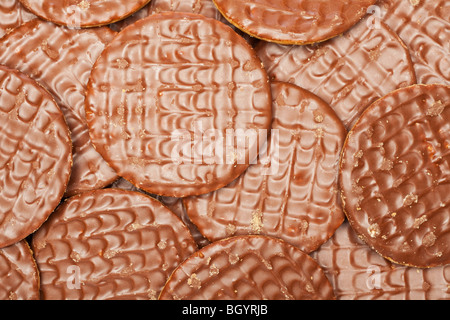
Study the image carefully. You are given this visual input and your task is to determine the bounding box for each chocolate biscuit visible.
[86,12,272,197]
[0,65,72,248]
[340,84,450,268]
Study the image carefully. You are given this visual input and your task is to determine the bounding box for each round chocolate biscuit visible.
[311,222,450,300]
[0,19,118,197]
[0,0,35,39]
[109,177,211,248]
[184,82,346,253]
[212,0,377,45]
[0,65,72,248]
[377,0,450,85]
[340,84,450,268]
[18,0,151,28]
[86,12,272,198]
[32,189,198,300]
[256,18,416,129]
[159,235,335,300]
[0,240,40,300]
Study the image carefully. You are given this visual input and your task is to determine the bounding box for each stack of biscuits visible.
[0,0,448,300]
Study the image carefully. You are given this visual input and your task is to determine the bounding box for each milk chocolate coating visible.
[18,0,151,28]
[159,235,335,300]
[184,82,346,253]
[109,177,210,248]
[0,19,118,197]
[340,84,450,268]
[377,0,450,85]
[0,65,72,248]
[0,0,35,39]
[256,18,416,129]
[0,240,40,300]
[32,189,198,300]
[86,12,272,197]
[312,222,450,300]
[111,0,226,31]
[213,0,377,44]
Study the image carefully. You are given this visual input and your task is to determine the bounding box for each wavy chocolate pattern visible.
[86,12,272,197]
[0,65,72,248]
[0,0,35,39]
[256,18,416,129]
[213,0,376,44]
[377,0,450,85]
[0,19,118,197]
[184,82,346,253]
[0,240,40,300]
[18,0,151,27]
[160,235,335,300]
[312,222,450,300]
[340,84,450,267]
[32,189,198,300]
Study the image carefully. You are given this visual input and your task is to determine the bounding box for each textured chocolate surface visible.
[18,0,151,27]
[86,12,272,197]
[213,0,377,44]
[0,240,40,300]
[340,84,450,268]
[377,0,450,85]
[0,19,118,197]
[32,189,198,300]
[256,18,416,129]
[0,0,35,39]
[184,82,345,253]
[111,0,225,31]
[312,222,450,300]
[109,0,260,48]
[0,65,72,248]
[109,177,210,248]
[159,235,335,300]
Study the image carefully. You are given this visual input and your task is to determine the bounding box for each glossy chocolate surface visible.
[340,84,450,267]
[312,222,450,300]
[18,0,151,27]
[32,189,198,300]
[0,0,35,39]
[377,0,450,85]
[0,65,72,248]
[86,12,272,197]
[111,0,226,31]
[159,235,335,300]
[0,19,118,197]
[0,240,40,300]
[109,177,210,248]
[184,82,346,253]
[256,18,416,129]
[213,0,377,44]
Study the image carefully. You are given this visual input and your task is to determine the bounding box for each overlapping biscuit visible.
[86,12,272,197]
[0,240,40,300]
[0,19,118,197]
[213,0,377,45]
[159,235,335,300]
[0,0,447,301]
[0,0,35,39]
[256,18,416,129]
[0,65,72,248]
[32,189,198,300]
[18,0,151,28]
[312,222,450,300]
[184,81,346,253]
[377,0,450,85]
[340,84,450,268]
